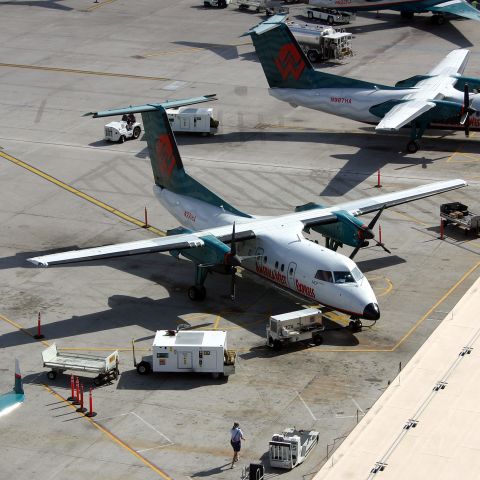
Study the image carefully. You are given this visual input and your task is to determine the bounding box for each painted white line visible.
[136,444,174,453]
[350,397,365,414]
[96,412,132,422]
[297,391,317,421]
[131,411,173,444]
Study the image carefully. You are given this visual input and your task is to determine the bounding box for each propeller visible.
[224,222,242,300]
[460,83,475,138]
[350,205,391,259]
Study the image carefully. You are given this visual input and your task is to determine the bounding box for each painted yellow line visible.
[85,0,118,11]
[139,41,252,58]
[0,151,165,236]
[391,210,429,227]
[393,260,480,351]
[0,63,171,82]
[0,314,50,347]
[42,384,173,480]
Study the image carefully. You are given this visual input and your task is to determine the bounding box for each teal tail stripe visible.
[142,107,251,218]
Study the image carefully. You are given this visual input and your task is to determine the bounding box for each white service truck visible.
[203,0,230,7]
[304,6,354,24]
[287,21,353,63]
[266,308,324,350]
[166,106,219,135]
[269,428,319,469]
[133,329,236,379]
[235,0,289,15]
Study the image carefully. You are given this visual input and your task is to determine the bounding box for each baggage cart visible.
[42,343,119,385]
[440,202,480,236]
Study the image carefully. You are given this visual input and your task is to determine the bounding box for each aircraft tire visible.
[406,140,419,153]
[188,285,206,301]
[327,16,334,25]
[47,370,57,380]
[432,15,445,25]
[308,11,313,19]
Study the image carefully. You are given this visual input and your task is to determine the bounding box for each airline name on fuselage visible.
[295,279,316,299]
[255,263,287,286]
[184,210,196,222]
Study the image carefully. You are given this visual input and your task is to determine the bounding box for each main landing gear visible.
[406,122,426,154]
[349,318,363,333]
[188,264,209,302]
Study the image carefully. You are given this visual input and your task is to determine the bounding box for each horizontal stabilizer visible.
[86,94,217,118]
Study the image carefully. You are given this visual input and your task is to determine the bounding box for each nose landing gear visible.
[349,318,363,333]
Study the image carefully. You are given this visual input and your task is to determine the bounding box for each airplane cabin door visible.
[287,262,297,290]
[255,247,264,267]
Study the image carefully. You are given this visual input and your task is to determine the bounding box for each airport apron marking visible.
[0,63,171,82]
[0,151,166,236]
[42,384,174,480]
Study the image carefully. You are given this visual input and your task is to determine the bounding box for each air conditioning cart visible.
[269,428,319,469]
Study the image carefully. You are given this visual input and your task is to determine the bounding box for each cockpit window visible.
[333,271,356,283]
[315,270,333,282]
[351,267,363,282]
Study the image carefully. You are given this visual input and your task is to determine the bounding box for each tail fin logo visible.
[155,134,176,178]
[274,43,305,81]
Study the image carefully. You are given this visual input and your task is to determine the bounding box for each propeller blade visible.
[463,84,470,138]
[368,205,386,230]
[375,241,391,255]
[230,267,237,300]
[231,222,237,256]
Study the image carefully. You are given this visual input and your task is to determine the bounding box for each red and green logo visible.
[155,134,176,178]
[274,43,305,81]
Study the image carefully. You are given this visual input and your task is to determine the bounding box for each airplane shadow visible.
[173,41,242,61]
[0,0,73,11]
[173,129,476,196]
[356,255,407,272]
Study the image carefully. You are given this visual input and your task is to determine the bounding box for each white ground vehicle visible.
[133,329,236,379]
[287,21,353,63]
[304,6,354,24]
[42,343,119,385]
[203,0,230,7]
[166,107,219,135]
[269,428,319,469]
[104,120,142,143]
[266,308,324,350]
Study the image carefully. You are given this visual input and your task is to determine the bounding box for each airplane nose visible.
[363,302,380,320]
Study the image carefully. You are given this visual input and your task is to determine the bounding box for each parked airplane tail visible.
[246,15,382,90]
[142,107,250,217]
[14,359,23,395]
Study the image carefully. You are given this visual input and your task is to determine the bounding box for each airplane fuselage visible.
[270,87,480,131]
[311,0,459,13]
[155,186,380,319]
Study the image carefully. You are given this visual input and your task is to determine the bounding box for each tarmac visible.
[0,1,479,479]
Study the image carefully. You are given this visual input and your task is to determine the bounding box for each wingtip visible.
[27,258,48,267]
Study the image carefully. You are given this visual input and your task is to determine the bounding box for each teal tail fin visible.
[14,359,23,395]
[142,107,250,218]
[246,16,383,90]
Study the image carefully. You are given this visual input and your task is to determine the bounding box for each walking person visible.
[230,422,245,468]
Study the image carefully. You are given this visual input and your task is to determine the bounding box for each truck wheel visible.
[94,376,103,386]
[273,340,282,351]
[133,126,141,139]
[313,334,323,346]
[307,50,319,63]
[47,371,57,380]
[327,16,334,25]
[211,372,220,379]
[137,361,151,375]
[118,135,125,144]
[307,11,313,19]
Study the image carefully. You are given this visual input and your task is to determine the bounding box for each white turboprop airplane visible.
[246,16,480,153]
[28,101,466,330]
[309,0,480,24]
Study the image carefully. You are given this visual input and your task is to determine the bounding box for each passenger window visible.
[315,270,333,282]
[275,261,279,269]
[281,264,284,272]
[264,256,267,263]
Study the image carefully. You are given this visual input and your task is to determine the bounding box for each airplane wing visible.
[29,180,466,267]
[375,100,436,131]
[427,48,470,76]
[428,0,480,21]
